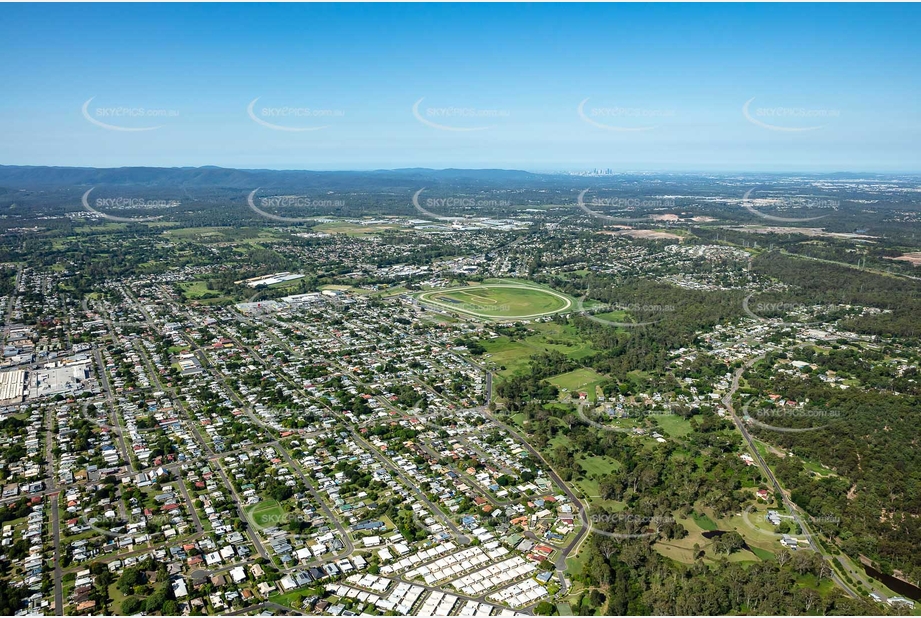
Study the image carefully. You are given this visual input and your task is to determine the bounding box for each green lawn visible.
[578,454,620,477]
[691,511,718,531]
[245,498,287,529]
[548,368,606,399]
[482,339,539,376]
[417,282,573,320]
[166,226,279,242]
[269,588,310,609]
[658,511,764,566]
[549,433,572,449]
[510,412,529,428]
[481,323,597,378]
[652,414,694,438]
[566,549,590,578]
[179,280,223,300]
[800,456,836,477]
[593,309,630,323]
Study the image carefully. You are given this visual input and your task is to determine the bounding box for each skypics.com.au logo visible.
[580,302,675,328]
[425,197,511,209]
[247,98,344,132]
[81,188,175,223]
[741,401,841,434]
[592,196,676,210]
[409,504,671,544]
[740,504,840,541]
[576,287,676,328]
[586,511,674,540]
[82,97,178,132]
[412,98,509,132]
[742,97,840,133]
[577,98,675,132]
[81,511,176,540]
[412,188,510,221]
[742,294,827,328]
[245,502,329,543]
[576,189,667,225]
[454,302,512,313]
[246,189,344,223]
[741,188,838,223]
[576,401,679,435]
[408,508,473,544]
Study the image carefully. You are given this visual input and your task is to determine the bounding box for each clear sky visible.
[1,3,919,172]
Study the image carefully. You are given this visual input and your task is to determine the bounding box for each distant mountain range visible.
[0,165,548,190]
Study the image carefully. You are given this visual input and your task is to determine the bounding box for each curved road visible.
[722,352,860,599]
[479,408,589,596]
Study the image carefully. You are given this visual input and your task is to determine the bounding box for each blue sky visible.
[1,3,919,172]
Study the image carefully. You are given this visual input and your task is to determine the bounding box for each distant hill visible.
[0,165,547,190]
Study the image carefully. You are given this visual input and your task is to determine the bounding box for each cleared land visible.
[312,220,407,235]
[887,251,921,265]
[599,229,682,240]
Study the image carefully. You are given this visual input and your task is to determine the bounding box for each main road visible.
[42,392,64,615]
[50,494,63,615]
[721,351,860,600]
[479,407,589,596]
[92,346,135,473]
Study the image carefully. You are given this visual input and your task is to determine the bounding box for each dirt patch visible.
[886,252,921,266]
[727,226,877,241]
[599,229,681,240]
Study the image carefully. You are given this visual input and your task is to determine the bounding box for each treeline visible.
[495,352,570,410]
[574,535,884,615]
[742,347,921,583]
[553,278,744,378]
[496,397,880,614]
[752,251,921,337]
[510,398,759,514]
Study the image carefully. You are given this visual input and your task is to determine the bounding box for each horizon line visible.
[1,163,919,177]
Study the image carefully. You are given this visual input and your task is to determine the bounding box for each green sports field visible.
[416,283,572,320]
[245,499,287,529]
[548,367,607,400]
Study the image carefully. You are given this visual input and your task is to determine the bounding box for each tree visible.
[609,567,630,615]
[117,567,142,595]
[121,597,142,615]
[162,600,179,615]
[144,583,171,614]
[797,588,821,613]
[715,531,744,555]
